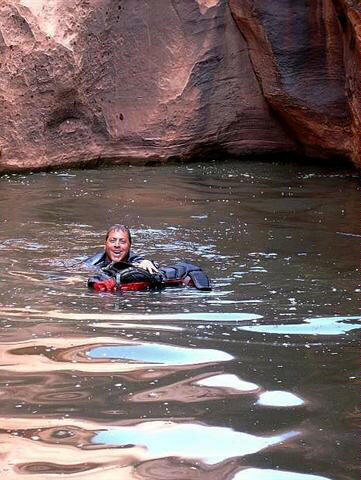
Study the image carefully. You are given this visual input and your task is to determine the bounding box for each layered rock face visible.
[0,0,359,173]
[229,0,360,166]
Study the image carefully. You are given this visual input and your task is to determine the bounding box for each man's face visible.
[104,229,131,262]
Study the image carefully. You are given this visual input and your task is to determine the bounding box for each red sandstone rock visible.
[229,0,360,166]
[332,0,360,165]
[0,0,358,173]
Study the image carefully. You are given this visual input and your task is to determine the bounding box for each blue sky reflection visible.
[88,343,233,365]
[238,316,360,336]
[93,423,298,464]
[234,468,331,480]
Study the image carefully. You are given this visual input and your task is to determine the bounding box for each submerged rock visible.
[0,0,358,173]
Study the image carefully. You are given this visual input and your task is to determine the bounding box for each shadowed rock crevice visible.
[229,0,360,165]
[330,0,360,164]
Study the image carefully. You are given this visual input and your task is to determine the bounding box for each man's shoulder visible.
[83,250,107,267]
[128,251,144,263]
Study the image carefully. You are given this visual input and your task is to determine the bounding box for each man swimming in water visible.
[86,224,212,292]
[85,224,158,274]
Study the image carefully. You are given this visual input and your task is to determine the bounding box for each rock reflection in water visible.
[0,416,298,479]
[129,372,261,403]
[1,424,139,478]
[17,462,98,475]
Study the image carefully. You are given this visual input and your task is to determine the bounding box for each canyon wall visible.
[0,0,359,173]
[229,0,360,165]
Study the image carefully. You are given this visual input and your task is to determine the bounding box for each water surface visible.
[0,160,359,479]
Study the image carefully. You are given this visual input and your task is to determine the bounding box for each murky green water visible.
[0,160,359,479]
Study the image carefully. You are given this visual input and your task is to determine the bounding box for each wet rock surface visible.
[0,0,359,173]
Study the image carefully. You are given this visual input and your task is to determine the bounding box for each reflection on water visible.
[234,469,332,480]
[238,315,361,336]
[88,343,233,365]
[196,373,259,392]
[94,422,298,464]
[256,391,304,407]
[0,160,359,479]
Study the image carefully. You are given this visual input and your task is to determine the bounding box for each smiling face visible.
[104,229,131,262]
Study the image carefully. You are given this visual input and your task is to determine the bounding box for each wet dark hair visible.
[105,224,132,244]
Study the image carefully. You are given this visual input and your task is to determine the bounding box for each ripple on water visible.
[129,372,261,403]
[0,308,262,324]
[0,162,358,480]
[17,462,97,475]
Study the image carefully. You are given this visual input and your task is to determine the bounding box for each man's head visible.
[104,224,132,262]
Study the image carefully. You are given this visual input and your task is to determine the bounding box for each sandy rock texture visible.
[0,0,358,173]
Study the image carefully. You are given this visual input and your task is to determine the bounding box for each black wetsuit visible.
[84,250,144,269]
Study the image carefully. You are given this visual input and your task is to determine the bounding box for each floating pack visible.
[87,261,212,292]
